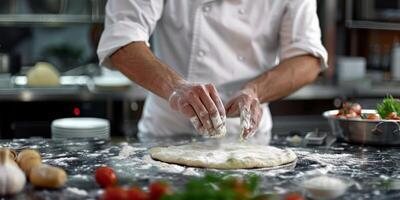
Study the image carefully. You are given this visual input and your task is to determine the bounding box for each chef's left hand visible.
[225,88,263,140]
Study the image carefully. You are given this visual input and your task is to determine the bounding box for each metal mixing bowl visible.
[323,109,400,146]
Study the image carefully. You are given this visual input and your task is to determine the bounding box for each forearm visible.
[110,42,185,100]
[244,55,321,103]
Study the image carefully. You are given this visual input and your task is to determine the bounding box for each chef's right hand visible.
[168,81,226,137]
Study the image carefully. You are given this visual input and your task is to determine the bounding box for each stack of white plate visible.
[51,118,110,139]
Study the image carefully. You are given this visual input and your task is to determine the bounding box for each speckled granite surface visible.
[0,136,399,200]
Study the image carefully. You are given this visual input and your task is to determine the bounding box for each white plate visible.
[52,130,109,134]
[52,132,109,136]
[52,118,109,130]
[52,128,109,133]
[52,135,110,139]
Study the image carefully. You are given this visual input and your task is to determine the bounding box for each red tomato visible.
[388,112,400,120]
[127,187,148,200]
[149,182,171,200]
[350,103,362,115]
[102,187,128,200]
[95,166,118,188]
[284,193,305,200]
[367,113,380,120]
[232,179,250,197]
[345,110,358,119]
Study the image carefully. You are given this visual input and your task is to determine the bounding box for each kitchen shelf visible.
[346,20,400,31]
[0,14,104,25]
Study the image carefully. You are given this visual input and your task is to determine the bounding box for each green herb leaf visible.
[377,95,400,119]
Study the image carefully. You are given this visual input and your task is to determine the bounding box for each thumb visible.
[225,100,239,117]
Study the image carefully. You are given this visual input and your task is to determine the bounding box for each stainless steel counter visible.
[1,82,399,103]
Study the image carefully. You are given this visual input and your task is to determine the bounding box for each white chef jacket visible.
[97,0,328,143]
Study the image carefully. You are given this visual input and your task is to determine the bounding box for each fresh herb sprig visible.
[377,95,400,119]
[161,173,265,200]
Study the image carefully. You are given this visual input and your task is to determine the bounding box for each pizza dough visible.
[149,142,297,169]
[27,62,60,87]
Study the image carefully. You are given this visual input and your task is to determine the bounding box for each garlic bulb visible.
[0,148,17,161]
[0,150,26,195]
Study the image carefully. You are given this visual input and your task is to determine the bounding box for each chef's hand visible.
[168,81,226,137]
[225,88,263,140]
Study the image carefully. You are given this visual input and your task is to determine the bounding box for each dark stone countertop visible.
[0,136,400,200]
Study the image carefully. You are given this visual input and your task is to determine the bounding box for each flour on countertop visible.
[66,187,88,196]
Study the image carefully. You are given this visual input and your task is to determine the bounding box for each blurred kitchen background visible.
[0,0,399,139]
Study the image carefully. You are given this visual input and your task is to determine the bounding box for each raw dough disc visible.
[149,142,297,169]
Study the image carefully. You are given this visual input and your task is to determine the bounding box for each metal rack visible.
[0,0,105,25]
[345,0,400,31]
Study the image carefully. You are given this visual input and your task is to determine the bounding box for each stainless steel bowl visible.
[323,109,400,146]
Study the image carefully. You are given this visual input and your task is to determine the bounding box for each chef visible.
[97,0,328,143]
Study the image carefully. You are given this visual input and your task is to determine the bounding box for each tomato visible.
[387,112,400,120]
[102,187,128,200]
[284,193,305,200]
[367,113,380,120]
[127,187,148,200]
[350,103,362,115]
[345,110,358,119]
[232,179,250,197]
[95,166,118,188]
[149,182,172,200]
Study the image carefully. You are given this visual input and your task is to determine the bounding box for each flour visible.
[303,176,346,190]
[301,175,350,199]
[66,187,88,196]
[143,155,186,174]
[70,174,89,180]
[113,144,146,159]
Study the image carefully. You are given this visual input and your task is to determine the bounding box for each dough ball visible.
[27,62,60,87]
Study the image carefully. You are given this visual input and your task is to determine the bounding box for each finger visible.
[177,98,195,117]
[189,116,208,135]
[239,101,252,140]
[177,98,208,135]
[225,100,239,117]
[186,91,213,130]
[239,101,251,129]
[206,84,226,119]
[196,86,223,129]
[245,100,262,139]
[250,100,262,129]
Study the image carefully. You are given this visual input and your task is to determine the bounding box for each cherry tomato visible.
[102,187,128,200]
[350,103,362,115]
[149,182,172,200]
[345,110,358,119]
[95,166,117,188]
[388,112,400,120]
[284,193,305,200]
[127,187,148,200]
[367,113,380,120]
[232,179,250,197]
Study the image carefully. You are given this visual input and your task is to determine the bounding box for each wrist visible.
[243,83,259,100]
[165,78,187,100]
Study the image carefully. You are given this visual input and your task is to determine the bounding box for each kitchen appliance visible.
[323,109,400,145]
